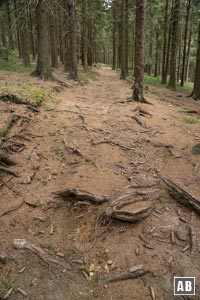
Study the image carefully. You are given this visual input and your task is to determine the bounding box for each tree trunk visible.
[49,4,58,68]
[167,0,180,90]
[161,0,169,84]
[154,31,159,77]
[185,29,192,82]
[180,0,191,86]
[125,0,129,76]
[29,9,36,60]
[67,0,78,80]
[6,0,14,50]
[132,0,146,102]
[33,0,52,80]
[191,22,200,100]
[112,0,116,70]
[19,0,31,67]
[120,0,126,79]
[14,0,22,58]
[81,0,87,70]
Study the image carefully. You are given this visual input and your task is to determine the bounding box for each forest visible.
[0,0,200,300]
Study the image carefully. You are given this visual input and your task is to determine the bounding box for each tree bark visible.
[81,0,87,70]
[67,0,78,80]
[167,0,180,90]
[120,0,126,79]
[181,0,191,86]
[191,22,200,100]
[161,0,169,84]
[33,0,52,80]
[132,0,146,102]
[112,0,116,70]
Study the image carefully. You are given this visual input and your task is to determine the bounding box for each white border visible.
[174,277,195,296]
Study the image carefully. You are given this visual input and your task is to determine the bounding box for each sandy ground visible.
[0,66,200,300]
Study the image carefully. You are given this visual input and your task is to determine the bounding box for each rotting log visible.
[163,177,200,213]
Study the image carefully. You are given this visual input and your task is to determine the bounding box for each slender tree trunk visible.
[6,0,14,50]
[87,19,93,66]
[112,0,116,70]
[154,31,159,77]
[14,0,22,58]
[125,0,129,76]
[120,0,126,79]
[67,0,78,80]
[161,0,169,84]
[132,0,146,102]
[63,0,70,71]
[181,0,191,86]
[33,0,52,80]
[82,0,87,70]
[191,22,200,99]
[29,9,36,60]
[19,0,31,67]
[167,0,180,90]
[49,4,58,68]
[185,29,192,82]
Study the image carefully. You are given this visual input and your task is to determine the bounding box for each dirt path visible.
[1,66,200,300]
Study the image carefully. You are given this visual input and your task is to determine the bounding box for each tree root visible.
[92,139,136,150]
[163,177,200,213]
[13,239,71,269]
[52,188,109,204]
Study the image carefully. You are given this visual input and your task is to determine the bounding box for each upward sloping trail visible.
[0,66,200,300]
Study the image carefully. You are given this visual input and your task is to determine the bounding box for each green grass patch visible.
[174,115,200,125]
[0,83,45,107]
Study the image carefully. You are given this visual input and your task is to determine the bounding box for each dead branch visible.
[163,177,200,213]
[52,188,109,204]
[13,239,71,269]
[92,139,136,151]
[106,264,149,283]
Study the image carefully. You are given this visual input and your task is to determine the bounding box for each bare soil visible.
[0,66,200,300]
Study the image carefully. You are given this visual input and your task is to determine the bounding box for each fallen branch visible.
[133,106,152,118]
[52,188,109,204]
[13,239,71,269]
[92,139,136,151]
[163,178,200,213]
[106,264,148,283]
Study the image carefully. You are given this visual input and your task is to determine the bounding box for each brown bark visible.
[120,0,126,79]
[191,22,200,100]
[132,0,146,102]
[49,4,58,68]
[181,0,191,86]
[161,0,169,84]
[19,0,31,67]
[167,0,180,90]
[33,0,52,80]
[112,0,116,70]
[81,0,87,70]
[67,0,78,80]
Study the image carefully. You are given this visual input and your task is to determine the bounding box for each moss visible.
[174,115,199,125]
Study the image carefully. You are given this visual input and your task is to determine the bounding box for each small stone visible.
[192,143,200,155]
[104,284,108,289]
[89,272,94,278]
[107,260,113,265]
[0,252,8,264]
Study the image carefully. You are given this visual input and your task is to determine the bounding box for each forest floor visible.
[0,66,200,300]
